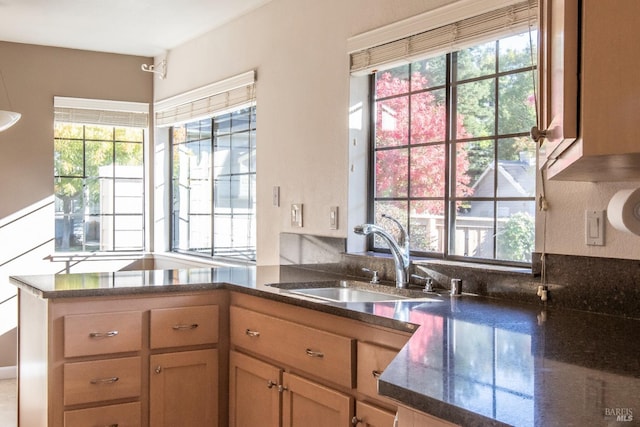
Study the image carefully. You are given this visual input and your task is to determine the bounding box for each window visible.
[369,31,537,264]
[170,105,256,261]
[54,123,145,252]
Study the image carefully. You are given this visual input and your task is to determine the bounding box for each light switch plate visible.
[291,204,303,227]
[585,210,605,246]
[329,206,338,230]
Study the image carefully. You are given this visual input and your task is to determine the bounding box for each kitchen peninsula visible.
[10,266,640,427]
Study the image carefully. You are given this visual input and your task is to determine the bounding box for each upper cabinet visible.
[537,0,640,181]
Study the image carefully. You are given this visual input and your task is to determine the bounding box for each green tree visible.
[497,212,535,262]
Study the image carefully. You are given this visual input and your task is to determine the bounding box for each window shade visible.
[154,70,256,127]
[350,0,537,75]
[54,97,149,128]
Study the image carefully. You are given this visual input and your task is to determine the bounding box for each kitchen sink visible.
[269,279,443,303]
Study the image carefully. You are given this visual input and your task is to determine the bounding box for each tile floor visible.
[0,378,16,427]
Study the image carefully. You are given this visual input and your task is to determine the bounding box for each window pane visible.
[459,140,494,190]
[375,66,410,99]
[114,179,143,214]
[498,71,536,135]
[410,145,445,198]
[375,98,409,148]
[230,133,252,175]
[214,135,231,177]
[113,216,144,251]
[410,200,444,253]
[410,89,446,144]
[231,109,251,132]
[499,31,537,73]
[54,139,84,177]
[373,201,408,251]
[411,56,446,89]
[85,141,113,177]
[455,78,496,139]
[54,122,83,139]
[114,127,144,142]
[115,142,143,170]
[375,149,408,198]
[451,201,494,259]
[85,125,113,141]
[85,177,109,215]
[496,204,535,263]
[456,41,496,81]
[214,113,232,136]
[497,138,535,198]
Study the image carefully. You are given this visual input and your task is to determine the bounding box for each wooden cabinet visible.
[282,372,353,427]
[229,350,282,427]
[17,291,226,427]
[396,405,459,427]
[150,349,218,427]
[539,0,640,181]
[229,292,413,427]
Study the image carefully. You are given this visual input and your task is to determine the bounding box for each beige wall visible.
[154,0,640,265]
[0,42,153,278]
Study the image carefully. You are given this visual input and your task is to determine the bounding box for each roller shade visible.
[54,97,149,128]
[154,70,256,127]
[350,0,537,75]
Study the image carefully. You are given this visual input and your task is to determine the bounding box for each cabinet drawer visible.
[356,401,396,427]
[357,342,398,403]
[150,305,219,349]
[230,306,355,388]
[64,401,141,427]
[63,356,141,406]
[64,310,143,357]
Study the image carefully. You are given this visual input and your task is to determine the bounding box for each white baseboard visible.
[0,366,16,380]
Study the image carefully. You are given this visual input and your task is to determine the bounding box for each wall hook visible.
[141,59,167,80]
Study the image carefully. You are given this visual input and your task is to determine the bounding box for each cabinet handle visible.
[267,380,277,389]
[172,323,199,330]
[89,330,119,339]
[372,370,382,379]
[89,376,119,385]
[155,366,162,374]
[103,425,119,427]
[277,384,288,393]
[245,329,260,337]
[305,348,324,358]
[352,416,362,425]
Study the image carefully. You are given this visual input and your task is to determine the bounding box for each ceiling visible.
[0,0,271,57]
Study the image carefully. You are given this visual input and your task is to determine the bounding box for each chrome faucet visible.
[354,214,410,288]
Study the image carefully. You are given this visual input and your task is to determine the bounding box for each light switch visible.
[329,206,338,230]
[291,204,303,227]
[585,210,605,246]
[272,186,280,207]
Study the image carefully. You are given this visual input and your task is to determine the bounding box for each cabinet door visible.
[396,405,459,427]
[229,350,282,427]
[150,349,218,427]
[357,342,398,405]
[355,401,396,427]
[538,0,579,168]
[282,372,353,427]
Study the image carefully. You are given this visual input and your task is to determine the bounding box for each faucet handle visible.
[411,274,433,292]
[362,268,380,284]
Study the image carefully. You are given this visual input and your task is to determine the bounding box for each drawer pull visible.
[89,376,119,385]
[267,380,277,389]
[245,329,260,337]
[352,416,363,425]
[305,348,324,358]
[155,365,162,374]
[89,331,119,339]
[172,323,199,330]
[372,370,382,379]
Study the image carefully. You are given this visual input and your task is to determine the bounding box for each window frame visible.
[169,105,257,262]
[366,35,537,267]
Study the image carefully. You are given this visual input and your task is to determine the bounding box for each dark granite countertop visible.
[10,266,640,427]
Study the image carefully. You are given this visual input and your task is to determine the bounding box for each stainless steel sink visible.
[289,287,409,303]
[269,279,443,303]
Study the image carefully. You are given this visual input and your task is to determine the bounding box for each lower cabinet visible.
[150,349,218,427]
[282,372,353,427]
[229,350,354,427]
[354,401,396,427]
[396,405,459,427]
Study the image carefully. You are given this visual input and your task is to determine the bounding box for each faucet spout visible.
[354,216,410,288]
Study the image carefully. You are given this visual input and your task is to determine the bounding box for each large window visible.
[171,105,256,261]
[54,123,145,252]
[370,31,536,264]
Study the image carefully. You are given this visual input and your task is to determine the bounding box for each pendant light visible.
[0,67,21,132]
